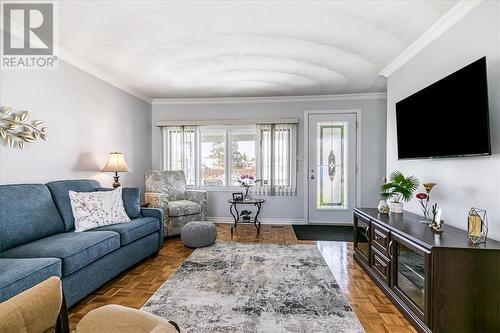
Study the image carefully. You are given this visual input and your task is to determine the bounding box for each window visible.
[162,123,296,195]
[230,128,256,185]
[200,129,226,186]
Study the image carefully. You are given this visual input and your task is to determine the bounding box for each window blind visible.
[163,126,196,185]
[161,122,297,196]
[255,123,297,196]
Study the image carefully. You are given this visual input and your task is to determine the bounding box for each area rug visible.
[142,242,364,333]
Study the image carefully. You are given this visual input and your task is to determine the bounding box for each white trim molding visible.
[303,110,362,224]
[208,217,306,225]
[152,93,386,105]
[156,118,299,127]
[379,0,484,78]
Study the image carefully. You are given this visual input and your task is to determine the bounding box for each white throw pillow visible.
[69,187,131,232]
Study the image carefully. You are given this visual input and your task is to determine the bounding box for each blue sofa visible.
[0,180,164,307]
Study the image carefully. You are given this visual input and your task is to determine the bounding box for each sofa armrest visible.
[186,190,208,220]
[141,208,164,247]
[144,192,169,215]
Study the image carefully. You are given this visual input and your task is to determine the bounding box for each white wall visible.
[386,1,500,240]
[152,96,387,222]
[0,61,152,188]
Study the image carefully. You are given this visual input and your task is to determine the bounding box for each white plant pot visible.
[389,202,404,213]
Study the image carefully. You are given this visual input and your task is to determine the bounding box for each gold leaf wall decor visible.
[0,106,48,149]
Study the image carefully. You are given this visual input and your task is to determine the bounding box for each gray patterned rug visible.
[142,242,364,333]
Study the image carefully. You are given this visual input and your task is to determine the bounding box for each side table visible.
[228,199,265,234]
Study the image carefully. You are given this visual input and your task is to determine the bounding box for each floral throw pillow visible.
[69,187,131,232]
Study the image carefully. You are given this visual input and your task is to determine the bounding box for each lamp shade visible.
[102,152,130,172]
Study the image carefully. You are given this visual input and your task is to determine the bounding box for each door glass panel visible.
[316,122,347,209]
[396,243,425,310]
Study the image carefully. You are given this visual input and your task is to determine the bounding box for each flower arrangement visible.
[237,175,261,199]
[416,182,437,222]
[238,175,257,188]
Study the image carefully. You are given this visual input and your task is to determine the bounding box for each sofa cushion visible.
[99,187,142,219]
[46,180,101,231]
[2,231,120,276]
[69,188,131,232]
[168,200,201,217]
[0,184,65,252]
[87,217,159,246]
[0,258,62,302]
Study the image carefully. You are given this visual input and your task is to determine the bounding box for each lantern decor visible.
[468,208,488,245]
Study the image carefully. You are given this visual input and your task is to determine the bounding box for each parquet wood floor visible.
[68,224,417,333]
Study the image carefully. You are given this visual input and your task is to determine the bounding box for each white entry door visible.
[307,113,357,224]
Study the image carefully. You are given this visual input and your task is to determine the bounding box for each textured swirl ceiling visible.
[59,1,457,99]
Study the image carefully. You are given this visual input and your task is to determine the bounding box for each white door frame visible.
[303,110,362,225]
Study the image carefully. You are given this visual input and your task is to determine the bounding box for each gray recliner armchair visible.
[144,170,207,236]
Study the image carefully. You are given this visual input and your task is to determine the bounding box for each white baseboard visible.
[208,217,306,225]
[208,217,354,226]
[306,221,354,226]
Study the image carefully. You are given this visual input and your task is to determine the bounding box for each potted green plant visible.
[380,171,419,213]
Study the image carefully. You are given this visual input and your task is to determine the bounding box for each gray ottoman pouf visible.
[181,221,217,248]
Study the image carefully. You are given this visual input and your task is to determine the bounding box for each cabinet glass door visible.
[391,234,430,322]
[354,214,370,262]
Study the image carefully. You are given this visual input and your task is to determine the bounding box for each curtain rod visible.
[156,118,299,127]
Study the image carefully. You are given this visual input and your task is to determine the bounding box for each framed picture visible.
[232,192,244,201]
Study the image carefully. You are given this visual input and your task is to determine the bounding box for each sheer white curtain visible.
[255,123,297,196]
[163,126,196,186]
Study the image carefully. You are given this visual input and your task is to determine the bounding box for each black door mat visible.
[292,225,353,241]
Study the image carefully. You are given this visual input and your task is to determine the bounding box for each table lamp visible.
[102,152,130,188]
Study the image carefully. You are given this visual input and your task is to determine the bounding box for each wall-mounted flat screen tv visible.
[396,57,490,160]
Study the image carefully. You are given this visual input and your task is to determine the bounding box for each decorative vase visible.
[377,200,390,214]
[244,187,250,200]
[389,202,404,213]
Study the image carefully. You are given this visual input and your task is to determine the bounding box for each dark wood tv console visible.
[353,208,500,333]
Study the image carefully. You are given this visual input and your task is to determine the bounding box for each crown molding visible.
[151,92,386,105]
[379,0,484,78]
[57,48,152,103]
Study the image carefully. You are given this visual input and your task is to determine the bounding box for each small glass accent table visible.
[228,199,265,234]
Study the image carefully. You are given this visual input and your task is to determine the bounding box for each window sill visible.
[193,186,246,192]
